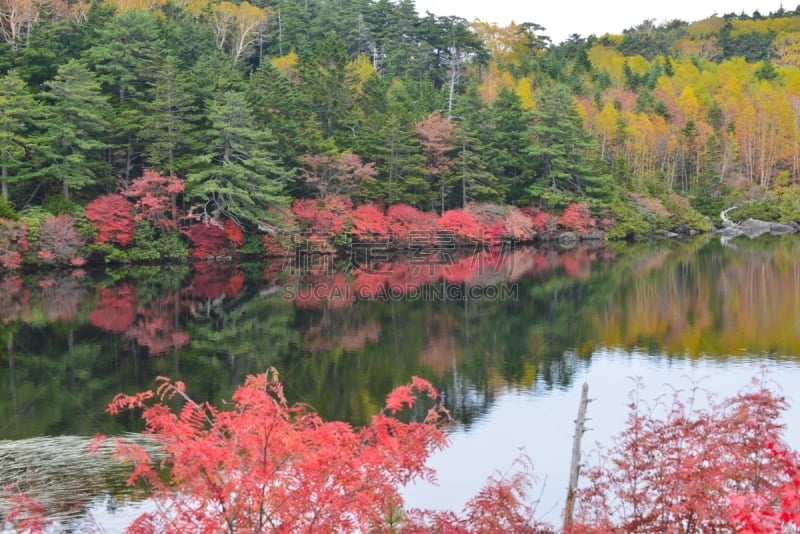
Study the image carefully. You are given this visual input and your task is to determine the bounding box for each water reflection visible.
[2,236,800,527]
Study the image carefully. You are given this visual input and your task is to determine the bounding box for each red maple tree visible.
[85,194,137,247]
[385,204,437,245]
[104,372,450,532]
[122,169,185,230]
[573,377,795,533]
[349,203,389,242]
[558,203,596,234]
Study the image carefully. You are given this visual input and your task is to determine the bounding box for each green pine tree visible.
[141,57,202,176]
[38,60,111,200]
[481,87,535,204]
[186,91,292,230]
[0,71,40,203]
[527,83,611,207]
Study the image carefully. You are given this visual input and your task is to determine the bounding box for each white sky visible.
[413,0,790,44]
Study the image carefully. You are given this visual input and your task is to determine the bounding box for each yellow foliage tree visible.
[271,50,298,78]
[515,77,535,110]
[210,1,270,63]
[346,53,377,91]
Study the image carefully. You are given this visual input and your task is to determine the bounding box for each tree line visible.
[2,0,800,264]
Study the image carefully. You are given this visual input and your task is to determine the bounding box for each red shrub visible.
[0,250,22,270]
[185,221,230,260]
[386,204,437,244]
[85,194,136,247]
[520,206,555,234]
[261,232,289,258]
[122,169,184,230]
[0,219,28,271]
[223,218,244,248]
[349,203,389,241]
[558,202,595,233]
[437,209,484,242]
[502,206,537,241]
[483,220,506,246]
[292,195,353,238]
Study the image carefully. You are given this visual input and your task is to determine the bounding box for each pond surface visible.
[2,235,800,530]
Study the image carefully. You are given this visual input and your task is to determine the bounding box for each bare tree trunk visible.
[564,383,590,531]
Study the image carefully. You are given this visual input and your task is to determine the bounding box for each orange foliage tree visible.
[99,372,550,533]
[573,377,798,532]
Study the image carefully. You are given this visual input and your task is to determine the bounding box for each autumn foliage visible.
[35,215,85,266]
[185,221,232,259]
[299,152,377,200]
[6,368,800,532]
[85,194,136,247]
[437,209,484,242]
[0,219,28,270]
[105,372,450,532]
[100,371,552,533]
[122,169,184,230]
[729,440,800,532]
[385,203,437,244]
[572,377,799,533]
[558,203,596,233]
[349,202,389,241]
[88,283,137,333]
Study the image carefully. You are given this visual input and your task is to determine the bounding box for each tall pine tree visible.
[528,83,611,206]
[186,91,292,230]
[0,71,39,203]
[39,59,111,200]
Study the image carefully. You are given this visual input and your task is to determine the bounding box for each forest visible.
[2,0,800,265]
[5,3,800,529]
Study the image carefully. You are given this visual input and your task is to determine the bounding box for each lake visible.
[2,234,800,530]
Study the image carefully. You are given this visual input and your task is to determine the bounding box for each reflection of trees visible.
[17,238,786,443]
[38,277,87,323]
[593,236,800,357]
[183,287,299,389]
[0,244,618,439]
[1,331,151,439]
[279,244,618,426]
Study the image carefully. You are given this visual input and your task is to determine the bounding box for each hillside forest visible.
[3,1,800,266]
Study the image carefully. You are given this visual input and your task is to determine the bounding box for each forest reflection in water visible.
[2,235,800,528]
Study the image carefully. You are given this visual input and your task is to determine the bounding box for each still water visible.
[2,235,800,530]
